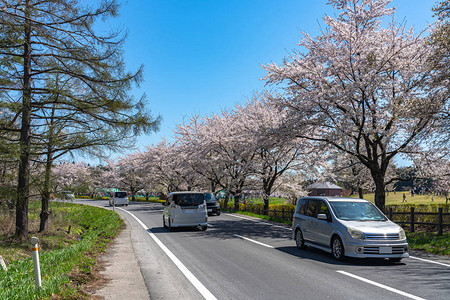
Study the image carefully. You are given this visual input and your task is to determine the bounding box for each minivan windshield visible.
[329,201,387,221]
[173,194,204,207]
[204,193,216,201]
[115,192,127,198]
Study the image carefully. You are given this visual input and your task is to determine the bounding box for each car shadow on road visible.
[275,245,407,267]
[149,226,206,234]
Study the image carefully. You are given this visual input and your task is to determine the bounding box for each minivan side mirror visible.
[317,214,328,221]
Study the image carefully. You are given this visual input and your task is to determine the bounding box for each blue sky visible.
[105,0,436,154]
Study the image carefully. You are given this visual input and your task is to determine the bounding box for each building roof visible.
[307,182,343,190]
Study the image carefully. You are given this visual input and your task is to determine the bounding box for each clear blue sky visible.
[106,0,436,153]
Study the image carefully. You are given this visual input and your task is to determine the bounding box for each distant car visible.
[63,191,75,201]
[109,191,129,206]
[204,192,220,216]
[292,197,409,262]
[163,191,208,231]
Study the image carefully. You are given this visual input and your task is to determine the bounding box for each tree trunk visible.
[358,187,364,199]
[210,180,216,193]
[39,154,53,232]
[234,191,241,211]
[15,1,32,238]
[223,191,229,209]
[263,193,270,215]
[372,172,386,213]
[131,187,135,201]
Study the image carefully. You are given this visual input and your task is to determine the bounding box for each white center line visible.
[233,234,274,248]
[118,208,217,300]
[337,270,426,300]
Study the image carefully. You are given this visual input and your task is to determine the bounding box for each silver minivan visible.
[292,197,409,261]
[163,191,208,231]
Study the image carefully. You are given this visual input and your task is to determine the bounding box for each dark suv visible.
[204,192,221,216]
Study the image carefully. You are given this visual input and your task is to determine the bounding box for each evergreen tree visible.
[0,0,160,238]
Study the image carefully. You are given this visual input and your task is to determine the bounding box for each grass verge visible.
[406,232,450,256]
[0,201,123,299]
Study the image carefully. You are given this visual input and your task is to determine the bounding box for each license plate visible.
[379,247,392,254]
[207,209,212,212]
[183,209,194,214]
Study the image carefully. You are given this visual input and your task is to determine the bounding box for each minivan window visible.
[115,192,127,198]
[296,199,307,215]
[173,194,204,207]
[204,193,216,201]
[317,200,331,219]
[329,201,387,221]
[304,199,316,217]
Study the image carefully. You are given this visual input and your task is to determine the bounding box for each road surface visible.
[80,200,450,300]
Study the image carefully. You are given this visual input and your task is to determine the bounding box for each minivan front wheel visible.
[331,236,345,261]
[295,228,305,249]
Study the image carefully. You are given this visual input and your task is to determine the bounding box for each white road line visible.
[233,234,274,248]
[225,213,292,230]
[118,208,217,300]
[410,256,450,267]
[337,270,426,300]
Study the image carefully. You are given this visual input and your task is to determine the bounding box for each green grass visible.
[351,192,449,205]
[225,197,290,206]
[132,196,166,203]
[224,193,449,206]
[0,201,123,299]
[406,232,450,256]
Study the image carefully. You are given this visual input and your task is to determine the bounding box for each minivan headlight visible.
[347,227,364,240]
[399,228,406,240]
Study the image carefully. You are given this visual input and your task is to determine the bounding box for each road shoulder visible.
[93,215,150,299]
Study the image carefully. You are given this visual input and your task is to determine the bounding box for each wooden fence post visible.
[389,207,393,220]
[438,207,443,236]
[410,207,415,233]
[282,208,285,220]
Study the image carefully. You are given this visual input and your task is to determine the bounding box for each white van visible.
[109,191,129,206]
[163,191,208,231]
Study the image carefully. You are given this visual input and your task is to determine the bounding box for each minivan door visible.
[302,199,318,243]
[314,200,334,247]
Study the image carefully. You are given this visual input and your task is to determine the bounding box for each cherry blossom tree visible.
[273,172,309,205]
[234,95,319,214]
[413,150,450,203]
[175,115,227,194]
[329,153,373,199]
[176,110,256,210]
[114,152,146,201]
[264,0,447,212]
[52,162,94,195]
[140,140,202,194]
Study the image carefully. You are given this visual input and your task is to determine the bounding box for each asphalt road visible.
[81,200,450,300]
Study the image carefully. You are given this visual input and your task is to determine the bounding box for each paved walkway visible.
[93,216,150,299]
